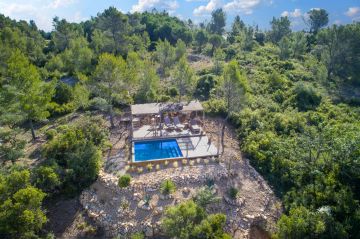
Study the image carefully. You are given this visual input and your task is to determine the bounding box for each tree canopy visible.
[0,6,360,239]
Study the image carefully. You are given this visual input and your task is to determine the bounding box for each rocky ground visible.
[187,53,214,72]
[79,116,282,238]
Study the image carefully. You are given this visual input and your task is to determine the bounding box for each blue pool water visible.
[134,139,183,162]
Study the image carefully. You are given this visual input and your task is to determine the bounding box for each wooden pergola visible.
[130,100,205,136]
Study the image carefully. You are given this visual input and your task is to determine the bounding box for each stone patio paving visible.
[177,135,218,158]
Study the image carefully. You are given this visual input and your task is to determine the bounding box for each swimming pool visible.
[133,139,183,162]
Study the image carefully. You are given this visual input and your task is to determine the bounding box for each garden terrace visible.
[130,100,205,139]
[130,101,219,163]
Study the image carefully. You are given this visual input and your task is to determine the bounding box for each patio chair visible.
[190,119,201,134]
[173,116,185,130]
[164,116,175,130]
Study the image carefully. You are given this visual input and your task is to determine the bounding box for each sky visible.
[0,0,359,32]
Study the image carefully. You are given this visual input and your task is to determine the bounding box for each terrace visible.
[130,101,219,162]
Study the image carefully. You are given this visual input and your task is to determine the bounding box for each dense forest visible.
[0,6,360,239]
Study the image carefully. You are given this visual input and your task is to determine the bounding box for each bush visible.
[194,186,220,208]
[203,98,227,116]
[32,166,61,193]
[194,74,217,101]
[0,170,47,238]
[160,179,176,195]
[167,87,179,97]
[162,200,205,238]
[89,97,108,111]
[42,118,107,194]
[158,95,171,102]
[118,174,131,188]
[48,101,76,116]
[130,232,145,239]
[192,214,231,239]
[228,187,238,200]
[162,200,230,239]
[74,116,109,149]
[205,178,215,188]
[146,163,153,171]
[45,129,57,140]
[294,83,322,111]
[53,82,74,104]
[268,71,288,92]
[0,127,26,164]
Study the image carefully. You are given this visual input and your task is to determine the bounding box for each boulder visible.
[182,187,190,194]
[133,192,142,201]
[154,206,164,216]
[159,194,173,200]
[89,211,99,218]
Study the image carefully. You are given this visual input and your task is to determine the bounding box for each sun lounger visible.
[164,116,175,130]
[190,119,200,133]
[173,116,185,129]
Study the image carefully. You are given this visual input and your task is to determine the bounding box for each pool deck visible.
[131,135,219,163]
[177,136,218,158]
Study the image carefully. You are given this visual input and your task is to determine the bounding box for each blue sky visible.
[0,0,359,31]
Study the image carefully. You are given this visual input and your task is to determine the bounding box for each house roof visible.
[131,100,204,116]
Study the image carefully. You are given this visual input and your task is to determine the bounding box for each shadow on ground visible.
[44,196,105,239]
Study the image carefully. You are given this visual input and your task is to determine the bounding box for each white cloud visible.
[48,0,77,9]
[280,8,306,30]
[333,19,341,25]
[131,0,179,13]
[1,3,35,16]
[193,0,264,16]
[193,0,222,16]
[281,8,302,18]
[0,0,83,31]
[345,7,360,17]
[224,0,261,15]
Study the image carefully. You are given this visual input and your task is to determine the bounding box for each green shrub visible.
[48,101,76,116]
[0,170,47,238]
[89,97,108,111]
[74,116,109,148]
[158,95,171,102]
[192,214,231,239]
[294,83,322,111]
[143,194,152,206]
[194,186,220,208]
[203,98,227,116]
[42,118,107,194]
[168,87,179,97]
[160,179,176,195]
[45,129,57,140]
[205,178,215,188]
[32,166,61,193]
[130,232,145,239]
[162,200,205,238]
[118,174,131,188]
[194,74,217,101]
[0,127,26,164]
[268,71,288,92]
[228,187,238,200]
[53,82,74,104]
[162,200,230,238]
